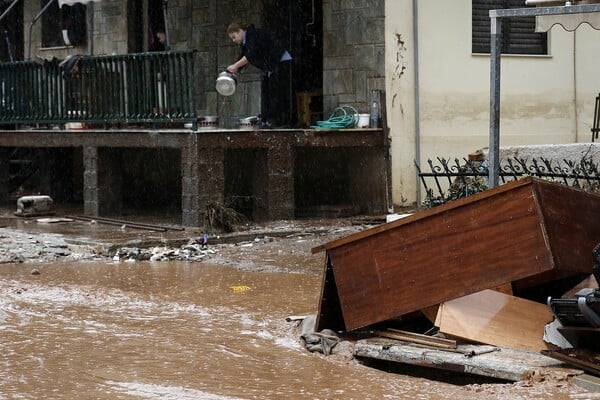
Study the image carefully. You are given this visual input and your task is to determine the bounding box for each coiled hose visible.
[311,106,359,130]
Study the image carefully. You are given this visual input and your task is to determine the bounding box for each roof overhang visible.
[524,0,600,31]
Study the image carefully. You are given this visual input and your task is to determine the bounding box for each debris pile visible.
[311,177,600,382]
[111,240,217,262]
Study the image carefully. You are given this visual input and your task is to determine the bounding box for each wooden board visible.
[435,290,553,351]
[354,338,581,382]
[376,328,457,349]
[542,348,600,377]
[314,178,600,332]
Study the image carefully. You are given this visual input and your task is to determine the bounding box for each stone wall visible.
[162,0,263,122]
[322,0,385,116]
[22,1,388,124]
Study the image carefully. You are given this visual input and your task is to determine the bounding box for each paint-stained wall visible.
[386,0,600,207]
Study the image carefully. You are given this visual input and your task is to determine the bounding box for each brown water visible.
[0,261,582,399]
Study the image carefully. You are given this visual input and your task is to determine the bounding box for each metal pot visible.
[237,115,260,130]
[215,71,237,96]
[197,115,219,129]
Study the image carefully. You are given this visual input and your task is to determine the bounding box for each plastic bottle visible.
[370,99,379,128]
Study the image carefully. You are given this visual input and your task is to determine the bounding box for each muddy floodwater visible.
[0,255,588,399]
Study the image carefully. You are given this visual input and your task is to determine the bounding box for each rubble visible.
[111,242,217,262]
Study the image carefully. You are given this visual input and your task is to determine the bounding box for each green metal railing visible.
[0,50,196,126]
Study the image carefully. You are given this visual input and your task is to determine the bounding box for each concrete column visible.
[83,146,99,216]
[181,134,201,226]
[83,146,122,216]
[266,138,294,220]
[0,148,11,204]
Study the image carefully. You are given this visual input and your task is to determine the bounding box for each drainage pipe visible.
[0,0,20,23]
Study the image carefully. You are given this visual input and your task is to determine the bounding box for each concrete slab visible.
[354,338,584,382]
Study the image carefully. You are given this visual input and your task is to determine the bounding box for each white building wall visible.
[385,0,600,207]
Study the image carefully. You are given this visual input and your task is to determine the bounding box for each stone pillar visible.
[83,146,122,216]
[181,134,201,226]
[266,137,294,220]
[83,146,99,216]
[0,148,11,204]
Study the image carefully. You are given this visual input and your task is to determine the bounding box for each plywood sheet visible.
[435,290,553,351]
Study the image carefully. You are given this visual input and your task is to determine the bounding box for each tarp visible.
[58,0,100,7]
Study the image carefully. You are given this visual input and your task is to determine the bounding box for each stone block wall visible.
[163,0,263,120]
[322,0,385,116]
[22,0,387,124]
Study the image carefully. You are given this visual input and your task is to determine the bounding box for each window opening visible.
[472,0,548,54]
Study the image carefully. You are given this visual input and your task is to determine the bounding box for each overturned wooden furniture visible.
[313,177,600,332]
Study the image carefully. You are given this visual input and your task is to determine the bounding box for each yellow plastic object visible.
[229,285,251,293]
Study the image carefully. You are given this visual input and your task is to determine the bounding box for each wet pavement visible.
[0,209,592,399]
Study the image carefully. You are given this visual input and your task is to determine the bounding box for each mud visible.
[0,211,593,399]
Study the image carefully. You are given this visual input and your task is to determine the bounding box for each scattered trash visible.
[229,285,251,293]
[298,315,340,356]
[36,217,74,224]
[111,239,218,263]
[14,195,54,217]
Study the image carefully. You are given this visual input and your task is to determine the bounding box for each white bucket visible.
[357,113,370,128]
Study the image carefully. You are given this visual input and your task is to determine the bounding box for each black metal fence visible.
[416,156,600,206]
[0,50,196,126]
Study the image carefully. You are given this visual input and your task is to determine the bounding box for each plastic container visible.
[357,113,370,128]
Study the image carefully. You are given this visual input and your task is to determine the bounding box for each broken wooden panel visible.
[542,348,600,377]
[354,338,578,382]
[314,178,600,332]
[435,290,553,351]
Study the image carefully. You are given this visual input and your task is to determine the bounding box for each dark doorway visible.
[127,0,144,52]
[263,0,323,124]
[148,0,165,50]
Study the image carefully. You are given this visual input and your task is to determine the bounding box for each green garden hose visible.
[311,106,359,130]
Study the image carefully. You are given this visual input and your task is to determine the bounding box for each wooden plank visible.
[312,177,533,254]
[435,290,553,351]
[542,348,600,377]
[376,329,457,349]
[354,338,581,382]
